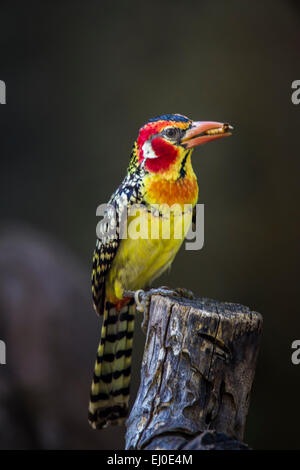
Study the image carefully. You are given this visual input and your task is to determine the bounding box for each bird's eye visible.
[165,127,179,139]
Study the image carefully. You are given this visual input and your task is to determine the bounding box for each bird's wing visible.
[92,176,143,316]
[92,232,119,316]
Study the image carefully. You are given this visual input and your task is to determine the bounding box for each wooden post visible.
[125,292,262,450]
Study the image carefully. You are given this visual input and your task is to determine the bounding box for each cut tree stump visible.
[125,292,262,450]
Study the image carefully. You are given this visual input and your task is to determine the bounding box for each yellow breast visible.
[105,208,193,302]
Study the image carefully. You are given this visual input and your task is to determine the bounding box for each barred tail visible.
[88,298,135,429]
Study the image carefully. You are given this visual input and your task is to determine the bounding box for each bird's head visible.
[129,113,233,177]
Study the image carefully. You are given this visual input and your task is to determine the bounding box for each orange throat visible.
[146,176,198,207]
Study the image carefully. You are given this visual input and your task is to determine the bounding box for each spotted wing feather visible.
[92,174,144,316]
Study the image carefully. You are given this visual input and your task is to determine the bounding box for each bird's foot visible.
[172,287,196,300]
[123,288,160,333]
[124,286,196,334]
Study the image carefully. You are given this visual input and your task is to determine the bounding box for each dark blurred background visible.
[0,0,299,450]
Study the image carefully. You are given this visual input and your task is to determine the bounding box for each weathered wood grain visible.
[125,293,262,450]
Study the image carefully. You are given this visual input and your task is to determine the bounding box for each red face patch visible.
[145,137,178,172]
[137,121,179,173]
[137,122,165,156]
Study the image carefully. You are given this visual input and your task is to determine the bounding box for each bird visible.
[88,113,232,429]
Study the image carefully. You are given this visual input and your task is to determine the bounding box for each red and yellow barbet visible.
[89,114,232,429]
